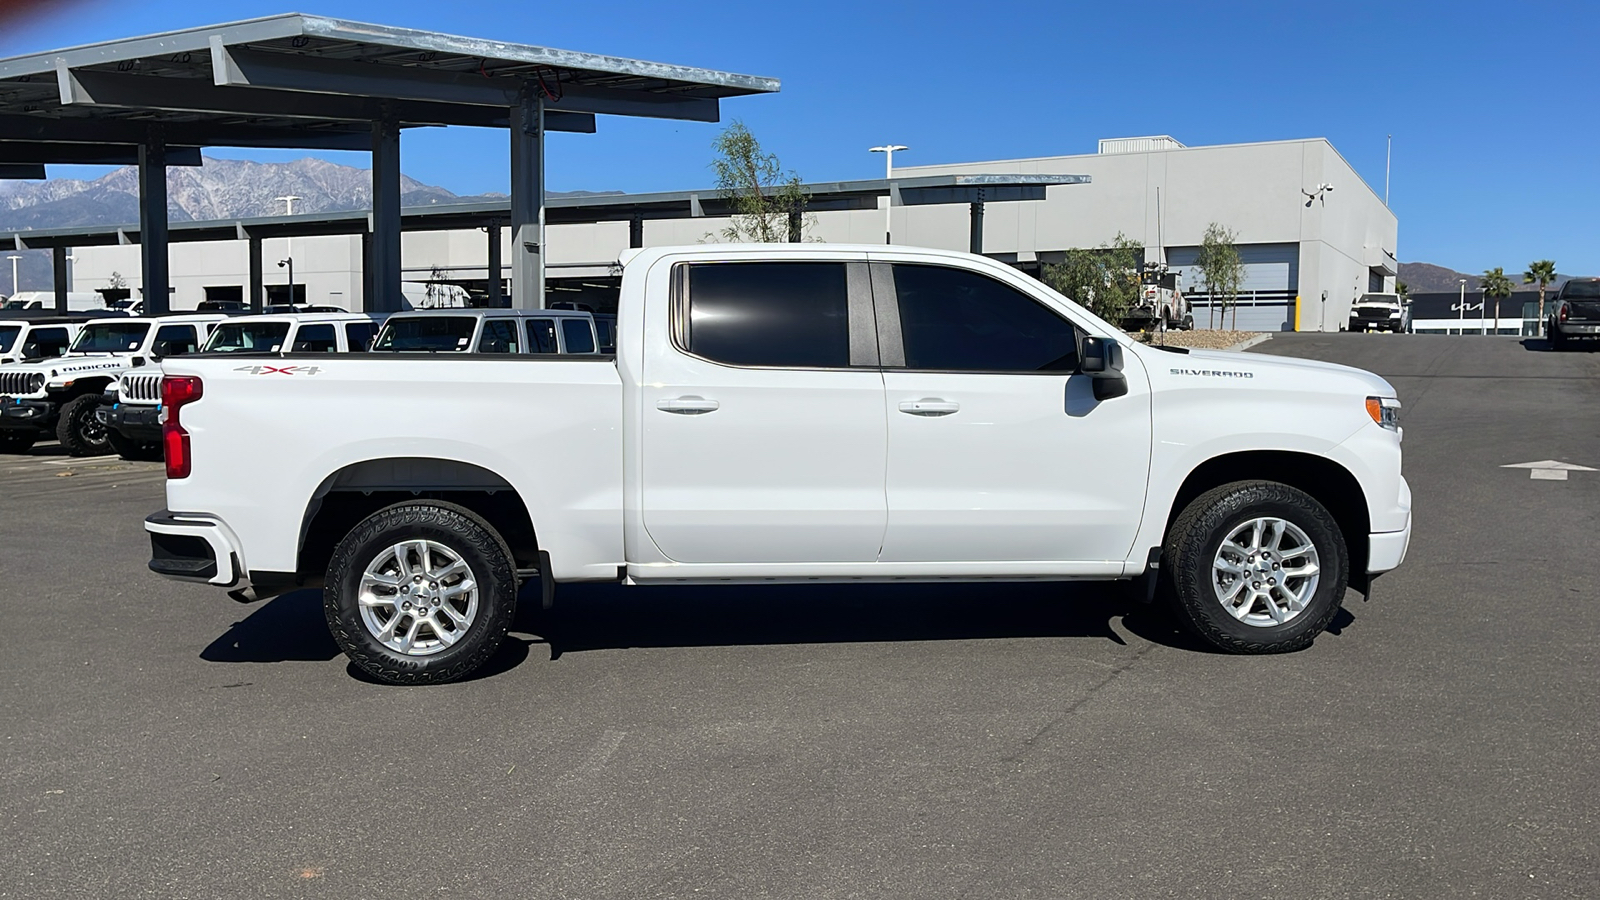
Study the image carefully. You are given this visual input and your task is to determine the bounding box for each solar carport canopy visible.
[0,14,780,311]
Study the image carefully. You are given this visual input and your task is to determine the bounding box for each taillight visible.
[161,375,202,479]
[1559,306,1568,322]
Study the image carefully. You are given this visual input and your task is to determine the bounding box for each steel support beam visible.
[139,128,170,315]
[59,63,594,133]
[369,118,403,312]
[487,219,503,308]
[248,235,264,313]
[629,214,643,249]
[0,142,202,166]
[788,208,802,243]
[510,91,544,309]
[213,44,719,122]
[360,232,372,311]
[0,114,372,151]
[52,246,69,313]
[969,199,984,256]
[0,164,46,179]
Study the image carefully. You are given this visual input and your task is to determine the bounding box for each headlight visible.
[1365,396,1400,431]
[28,373,44,393]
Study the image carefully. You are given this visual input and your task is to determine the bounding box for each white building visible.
[68,135,1397,331]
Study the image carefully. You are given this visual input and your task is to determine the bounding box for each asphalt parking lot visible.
[3,333,1597,899]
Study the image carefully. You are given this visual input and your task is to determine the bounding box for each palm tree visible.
[1395,280,1410,301]
[1480,267,1515,334]
[1523,260,1557,335]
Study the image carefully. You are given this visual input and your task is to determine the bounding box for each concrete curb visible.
[1227,333,1273,352]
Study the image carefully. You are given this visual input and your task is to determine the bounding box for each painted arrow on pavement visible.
[1501,459,1598,481]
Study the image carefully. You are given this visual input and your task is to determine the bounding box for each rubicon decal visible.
[1170,368,1254,378]
[233,365,324,376]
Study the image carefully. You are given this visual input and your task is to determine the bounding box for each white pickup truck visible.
[146,244,1411,684]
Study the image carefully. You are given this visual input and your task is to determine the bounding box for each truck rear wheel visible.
[56,394,111,456]
[1162,480,1347,653]
[324,501,518,685]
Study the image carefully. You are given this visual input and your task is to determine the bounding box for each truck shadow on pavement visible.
[198,581,1358,680]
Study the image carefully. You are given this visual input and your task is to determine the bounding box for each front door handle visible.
[898,399,960,416]
[657,396,720,415]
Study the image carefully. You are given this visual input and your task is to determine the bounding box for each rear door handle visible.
[657,396,720,415]
[898,399,960,416]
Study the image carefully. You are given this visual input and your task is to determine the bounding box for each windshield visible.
[1563,281,1600,299]
[0,325,19,352]
[204,321,292,353]
[69,322,150,353]
[373,317,476,351]
[1,299,30,310]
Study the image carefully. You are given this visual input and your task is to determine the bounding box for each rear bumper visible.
[1368,513,1412,574]
[103,403,161,441]
[145,509,245,587]
[1557,323,1600,335]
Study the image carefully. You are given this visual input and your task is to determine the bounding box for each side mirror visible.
[1079,336,1129,401]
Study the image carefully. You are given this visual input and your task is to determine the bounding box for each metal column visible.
[487,219,503,307]
[248,235,264,313]
[52,247,68,313]
[510,90,545,309]
[788,208,802,243]
[369,117,402,311]
[968,197,985,256]
[138,127,170,315]
[628,214,643,249]
[360,232,371,310]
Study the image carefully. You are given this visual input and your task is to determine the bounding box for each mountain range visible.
[0,156,612,292]
[1397,261,1567,295]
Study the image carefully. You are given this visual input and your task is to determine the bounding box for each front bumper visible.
[102,402,161,441]
[1368,511,1412,573]
[0,396,58,431]
[145,510,245,587]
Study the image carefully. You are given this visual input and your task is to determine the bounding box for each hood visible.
[1146,345,1397,397]
[9,354,136,380]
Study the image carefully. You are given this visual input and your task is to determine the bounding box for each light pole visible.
[1452,278,1481,334]
[276,195,300,307]
[6,254,20,297]
[1481,285,1490,336]
[869,145,908,244]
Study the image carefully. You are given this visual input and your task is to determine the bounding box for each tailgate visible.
[1565,300,1600,322]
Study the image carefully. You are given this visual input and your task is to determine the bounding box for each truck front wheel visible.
[1162,481,1347,653]
[325,501,518,685]
[56,394,111,456]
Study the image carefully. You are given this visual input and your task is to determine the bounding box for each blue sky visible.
[3,0,1594,274]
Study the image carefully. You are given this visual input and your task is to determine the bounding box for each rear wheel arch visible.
[296,457,539,582]
[1164,450,1371,582]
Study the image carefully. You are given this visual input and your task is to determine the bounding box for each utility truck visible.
[145,245,1411,684]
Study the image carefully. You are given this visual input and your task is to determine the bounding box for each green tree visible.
[1197,223,1245,330]
[1480,267,1515,333]
[710,121,810,243]
[1523,259,1557,333]
[1042,233,1143,326]
[1395,280,1410,301]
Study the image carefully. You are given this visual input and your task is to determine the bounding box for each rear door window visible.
[292,324,339,353]
[373,317,476,351]
[527,318,559,353]
[560,318,596,354]
[682,262,850,368]
[480,319,521,354]
[153,325,200,356]
[344,322,376,352]
[27,327,71,358]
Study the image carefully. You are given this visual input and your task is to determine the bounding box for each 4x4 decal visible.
[233,365,324,376]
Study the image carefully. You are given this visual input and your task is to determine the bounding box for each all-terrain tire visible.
[324,501,518,685]
[56,394,111,456]
[0,431,37,454]
[1162,480,1347,654]
[106,428,162,462]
